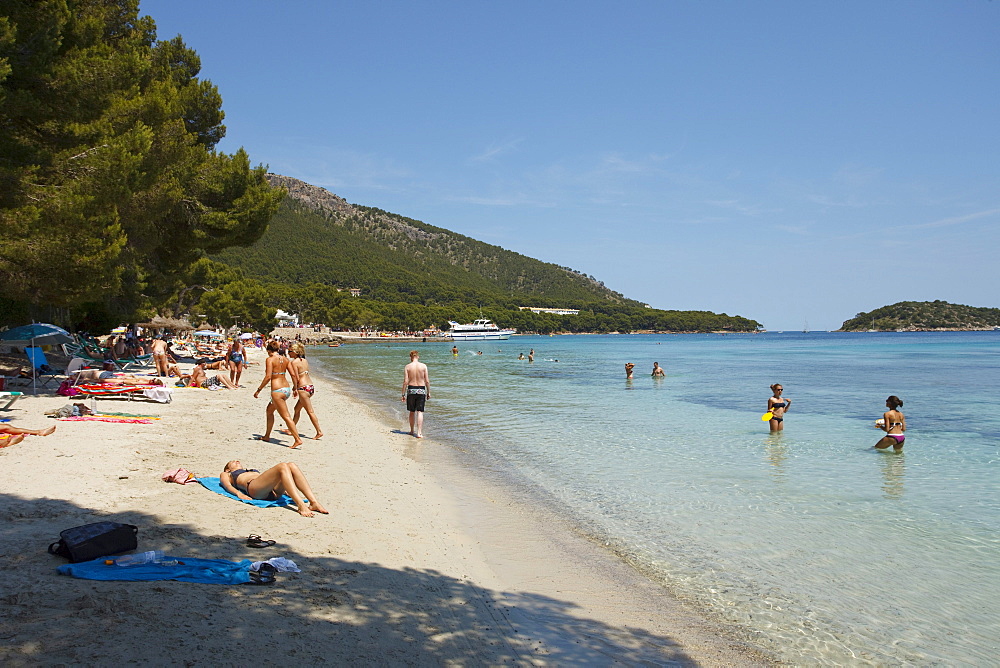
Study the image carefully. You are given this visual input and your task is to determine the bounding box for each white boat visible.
[446,318,515,341]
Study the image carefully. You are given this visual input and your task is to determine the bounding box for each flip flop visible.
[246,534,276,548]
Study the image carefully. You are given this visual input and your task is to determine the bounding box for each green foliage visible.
[213,198,632,308]
[0,0,283,324]
[840,301,1000,331]
[193,278,275,334]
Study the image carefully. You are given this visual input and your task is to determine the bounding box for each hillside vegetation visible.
[215,175,624,306]
[840,301,1000,331]
[210,175,761,333]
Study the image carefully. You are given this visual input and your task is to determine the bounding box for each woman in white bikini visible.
[875,395,906,452]
[253,340,302,448]
[287,342,323,440]
[767,383,791,432]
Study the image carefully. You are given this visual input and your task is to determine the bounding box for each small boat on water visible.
[446,318,515,341]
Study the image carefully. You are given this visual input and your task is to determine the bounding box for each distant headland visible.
[839,301,1000,332]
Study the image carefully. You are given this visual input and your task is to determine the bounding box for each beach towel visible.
[142,386,173,403]
[58,416,154,424]
[57,556,252,584]
[197,476,305,508]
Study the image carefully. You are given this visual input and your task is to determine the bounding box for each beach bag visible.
[162,468,197,484]
[56,380,82,397]
[48,521,139,563]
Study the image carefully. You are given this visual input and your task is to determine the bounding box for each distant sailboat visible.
[867,317,877,333]
[803,320,809,333]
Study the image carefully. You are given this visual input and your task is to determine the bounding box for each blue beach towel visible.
[197,476,303,508]
[57,556,252,584]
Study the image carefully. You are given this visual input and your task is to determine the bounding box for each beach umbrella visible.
[0,323,73,393]
[110,326,126,334]
[0,323,73,347]
[240,333,253,340]
[194,330,218,337]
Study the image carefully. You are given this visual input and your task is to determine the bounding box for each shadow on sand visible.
[0,494,705,665]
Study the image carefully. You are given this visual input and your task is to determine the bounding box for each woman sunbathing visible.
[219,460,329,518]
[1,424,56,438]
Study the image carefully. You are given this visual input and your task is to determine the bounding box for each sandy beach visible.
[0,347,772,666]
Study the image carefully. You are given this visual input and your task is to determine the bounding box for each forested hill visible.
[840,301,1000,331]
[213,174,629,306]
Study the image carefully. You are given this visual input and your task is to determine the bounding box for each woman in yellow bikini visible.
[288,342,323,440]
[253,340,302,448]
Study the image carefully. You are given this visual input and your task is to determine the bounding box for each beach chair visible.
[24,346,64,387]
[1,391,23,410]
[75,384,146,402]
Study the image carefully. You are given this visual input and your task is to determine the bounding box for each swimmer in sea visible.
[767,383,791,432]
[518,353,525,360]
[625,362,635,379]
[651,362,665,377]
[874,395,906,452]
[451,345,458,356]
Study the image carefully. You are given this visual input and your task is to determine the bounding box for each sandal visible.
[246,534,276,548]
[246,563,276,585]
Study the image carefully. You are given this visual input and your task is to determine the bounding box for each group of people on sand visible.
[253,340,322,449]
[765,383,906,451]
[218,343,428,517]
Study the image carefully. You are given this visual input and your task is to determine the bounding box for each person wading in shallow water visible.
[767,383,791,432]
[402,350,430,438]
[874,395,906,452]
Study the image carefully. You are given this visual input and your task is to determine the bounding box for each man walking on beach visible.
[402,350,430,438]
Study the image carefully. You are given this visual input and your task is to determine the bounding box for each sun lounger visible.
[75,384,172,403]
[0,391,23,410]
[75,384,147,400]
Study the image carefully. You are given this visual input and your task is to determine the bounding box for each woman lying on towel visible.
[220,460,329,518]
[0,424,56,446]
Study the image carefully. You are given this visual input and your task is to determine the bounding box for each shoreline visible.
[0,347,773,665]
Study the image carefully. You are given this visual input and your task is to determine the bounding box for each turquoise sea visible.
[312,331,999,665]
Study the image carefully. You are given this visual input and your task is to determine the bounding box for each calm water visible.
[312,332,1000,665]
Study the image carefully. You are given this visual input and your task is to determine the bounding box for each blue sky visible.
[142,1,999,331]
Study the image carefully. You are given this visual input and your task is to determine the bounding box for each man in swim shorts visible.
[401,350,430,438]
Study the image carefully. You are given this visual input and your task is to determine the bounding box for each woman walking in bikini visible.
[253,340,303,448]
[287,342,323,440]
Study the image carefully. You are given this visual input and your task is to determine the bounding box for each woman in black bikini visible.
[220,459,329,518]
[767,383,791,432]
[875,395,906,452]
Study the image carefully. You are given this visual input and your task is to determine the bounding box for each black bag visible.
[48,522,139,563]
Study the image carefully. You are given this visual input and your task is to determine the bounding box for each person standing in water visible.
[875,395,906,452]
[767,383,791,432]
[651,362,665,377]
[625,362,635,379]
[402,350,430,438]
